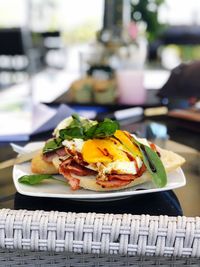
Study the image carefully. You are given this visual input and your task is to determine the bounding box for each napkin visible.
[0,103,74,142]
[32,104,74,135]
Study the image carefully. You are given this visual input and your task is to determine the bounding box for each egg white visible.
[62,138,84,153]
[103,158,143,175]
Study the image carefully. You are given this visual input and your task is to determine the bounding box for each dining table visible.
[0,111,199,215]
[0,86,199,266]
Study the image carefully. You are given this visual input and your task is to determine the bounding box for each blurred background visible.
[0,0,200,140]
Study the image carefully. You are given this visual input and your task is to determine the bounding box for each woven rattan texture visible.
[0,209,200,262]
[0,250,200,267]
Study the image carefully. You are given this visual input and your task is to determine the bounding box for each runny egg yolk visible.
[114,130,141,157]
[82,133,142,164]
[82,139,131,163]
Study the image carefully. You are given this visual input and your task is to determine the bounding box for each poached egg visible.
[62,130,144,176]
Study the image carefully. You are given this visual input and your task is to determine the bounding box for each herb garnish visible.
[43,137,63,154]
[131,137,167,188]
[18,174,67,185]
[43,114,119,154]
[59,114,119,140]
[85,118,119,139]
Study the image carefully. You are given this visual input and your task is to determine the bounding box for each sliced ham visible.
[43,151,57,162]
[43,147,67,162]
[56,147,67,156]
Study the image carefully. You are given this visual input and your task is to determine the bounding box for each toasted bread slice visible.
[31,153,58,174]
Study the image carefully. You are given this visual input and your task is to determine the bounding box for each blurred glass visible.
[145,122,169,148]
[116,69,146,105]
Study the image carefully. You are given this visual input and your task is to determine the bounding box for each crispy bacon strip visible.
[150,143,161,157]
[59,158,80,190]
[60,169,80,190]
[96,164,146,188]
[59,156,147,190]
[135,163,146,177]
[58,158,97,190]
[66,161,97,176]
[107,174,136,181]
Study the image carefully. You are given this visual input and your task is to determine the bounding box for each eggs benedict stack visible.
[31,115,185,191]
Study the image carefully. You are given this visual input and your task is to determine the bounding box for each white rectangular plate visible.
[13,142,186,201]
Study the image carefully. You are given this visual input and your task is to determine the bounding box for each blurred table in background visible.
[0,68,170,103]
[44,69,170,112]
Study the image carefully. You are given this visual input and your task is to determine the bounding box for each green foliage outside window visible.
[131,0,166,42]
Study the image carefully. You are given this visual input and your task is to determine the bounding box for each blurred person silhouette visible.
[158,61,200,109]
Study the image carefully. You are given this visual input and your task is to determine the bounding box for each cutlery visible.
[10,143,31,154]
[0,149,41,170]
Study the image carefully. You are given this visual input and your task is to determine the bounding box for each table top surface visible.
[0,115,199,217]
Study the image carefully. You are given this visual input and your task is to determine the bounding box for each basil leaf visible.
[58,113,97,140]
[70,113,82,127]
[43,137,63,154]
[18,174,67,185]
[18,174,55,185]
[93,119,119,138]
[85,124,98,139]
[57,114,119,140]
[81,118,96,132]
[85,118,119,139]
[59,127,84,140]
[70,114,93,129]
[132,137,167,188]
[72,113,81,122]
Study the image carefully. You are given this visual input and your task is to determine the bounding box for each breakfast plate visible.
[13,142,186,201]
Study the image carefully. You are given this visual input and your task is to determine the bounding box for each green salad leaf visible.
[59,114,94,140]
[59,127,85,140]
[85,118,120,139]
[18,174,67,185]
[59,114,119,140]
[131,137,167,188]
[43,137,63,154]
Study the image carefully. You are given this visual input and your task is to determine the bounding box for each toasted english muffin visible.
[31,153,58,174]
[31,145,185,191]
